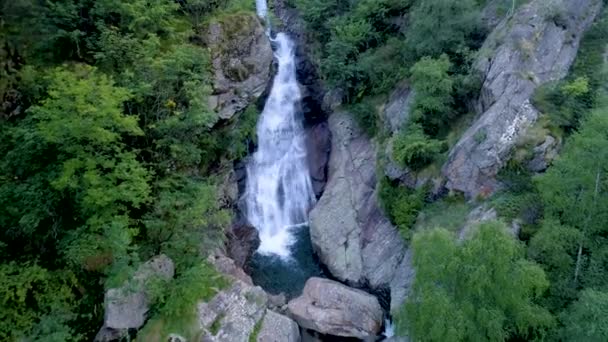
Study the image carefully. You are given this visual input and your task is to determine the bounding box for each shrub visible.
[379,178,426,240]
[410,54,454,136]
[392,124,445,171]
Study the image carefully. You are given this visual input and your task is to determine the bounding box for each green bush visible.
[392,124,446,170]
[348,100,378,137]
[406,0,482,59]
[410,54,455,136]
[379,178,426,240]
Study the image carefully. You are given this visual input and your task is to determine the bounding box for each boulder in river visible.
[287,277,383,340]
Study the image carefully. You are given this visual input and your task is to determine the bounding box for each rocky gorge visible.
[92,0,605,340]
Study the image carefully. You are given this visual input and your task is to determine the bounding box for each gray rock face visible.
[309,112,413,312]
[381,81,414,134]
[306,122,331,197]
[205,14,272,120]
[257,310,301,342]
[103,255,175,330]
[208,252,254,285]
[443,0,602,197]
[226,223,260,272]
[287,278,383,340]
[198,280,268,342]
[527,135,560,172]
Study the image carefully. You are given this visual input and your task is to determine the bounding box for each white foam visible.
[243,31,316,258]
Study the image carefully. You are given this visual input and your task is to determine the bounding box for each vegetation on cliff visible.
[0,0,253,340]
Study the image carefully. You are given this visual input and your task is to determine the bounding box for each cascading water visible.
[244,10,316,258]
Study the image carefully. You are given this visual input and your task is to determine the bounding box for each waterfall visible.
[244,6,316,258]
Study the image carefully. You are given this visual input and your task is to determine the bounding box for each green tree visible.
[530,104,608,309]
[560,289,608,341]
[396,221,554,341]
[410,54,454,136]
[406,0,481,58]
[392,123,445,170]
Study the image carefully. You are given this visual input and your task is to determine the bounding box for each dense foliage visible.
[0,0,252,339]
[397,222,554,341]
[294,0,608,340]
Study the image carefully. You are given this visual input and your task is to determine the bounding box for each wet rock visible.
[274,0,327,124]
[288,278,383,340]
[443,0,602,198]
[257,310,301,342]
[309,111,413,312]
[306,122,331,197]
[226,223,260,271]
[101,255,174,333]
[198,280,268,342]
[204,13,273,120]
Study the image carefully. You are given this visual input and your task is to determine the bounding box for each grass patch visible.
[414,197,471,233]
[137,263,230,341]
[248,314,264,342]
[209,313,225,335]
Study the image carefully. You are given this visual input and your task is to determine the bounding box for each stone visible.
[102,255,174,331]
[274,0,327,124]
[443,0,602,198]
[226,223,260,271]
[208,252,253,285]
[458,206,498,241]
[93,327,125,342]
[305,122,331,198]
[309,112,413,311]
[527,135,560,172]
[204,13,273,120]
[381,81,414,134]
[198,280,269,342]
[257,310,301,342]
[287,278,383,340]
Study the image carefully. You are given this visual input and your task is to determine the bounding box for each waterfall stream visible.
[243,7,316,258]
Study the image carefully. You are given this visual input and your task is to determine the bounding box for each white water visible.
[244,12,316,257]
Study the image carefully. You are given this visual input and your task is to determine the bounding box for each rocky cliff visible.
[443,0,602,197]
[309,111,414,313]
[205,13,273,120]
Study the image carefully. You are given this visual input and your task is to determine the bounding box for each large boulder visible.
[443,0,602,197]
[96,255,175,340]
[198,280,268,342]
[198,279,300,342]
[257,310,301,342]
[287,278,383,340]
[309,111,413,312]
[205,13,273,120]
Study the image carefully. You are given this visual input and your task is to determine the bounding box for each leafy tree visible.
[406,0,482,58]
[560,289,608,341]
[530,105,608,310]
[392,124,445,170]
[0,263,78,341]
[379,178,425,240]
[397,221,554,341]
[409,54,454,136]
